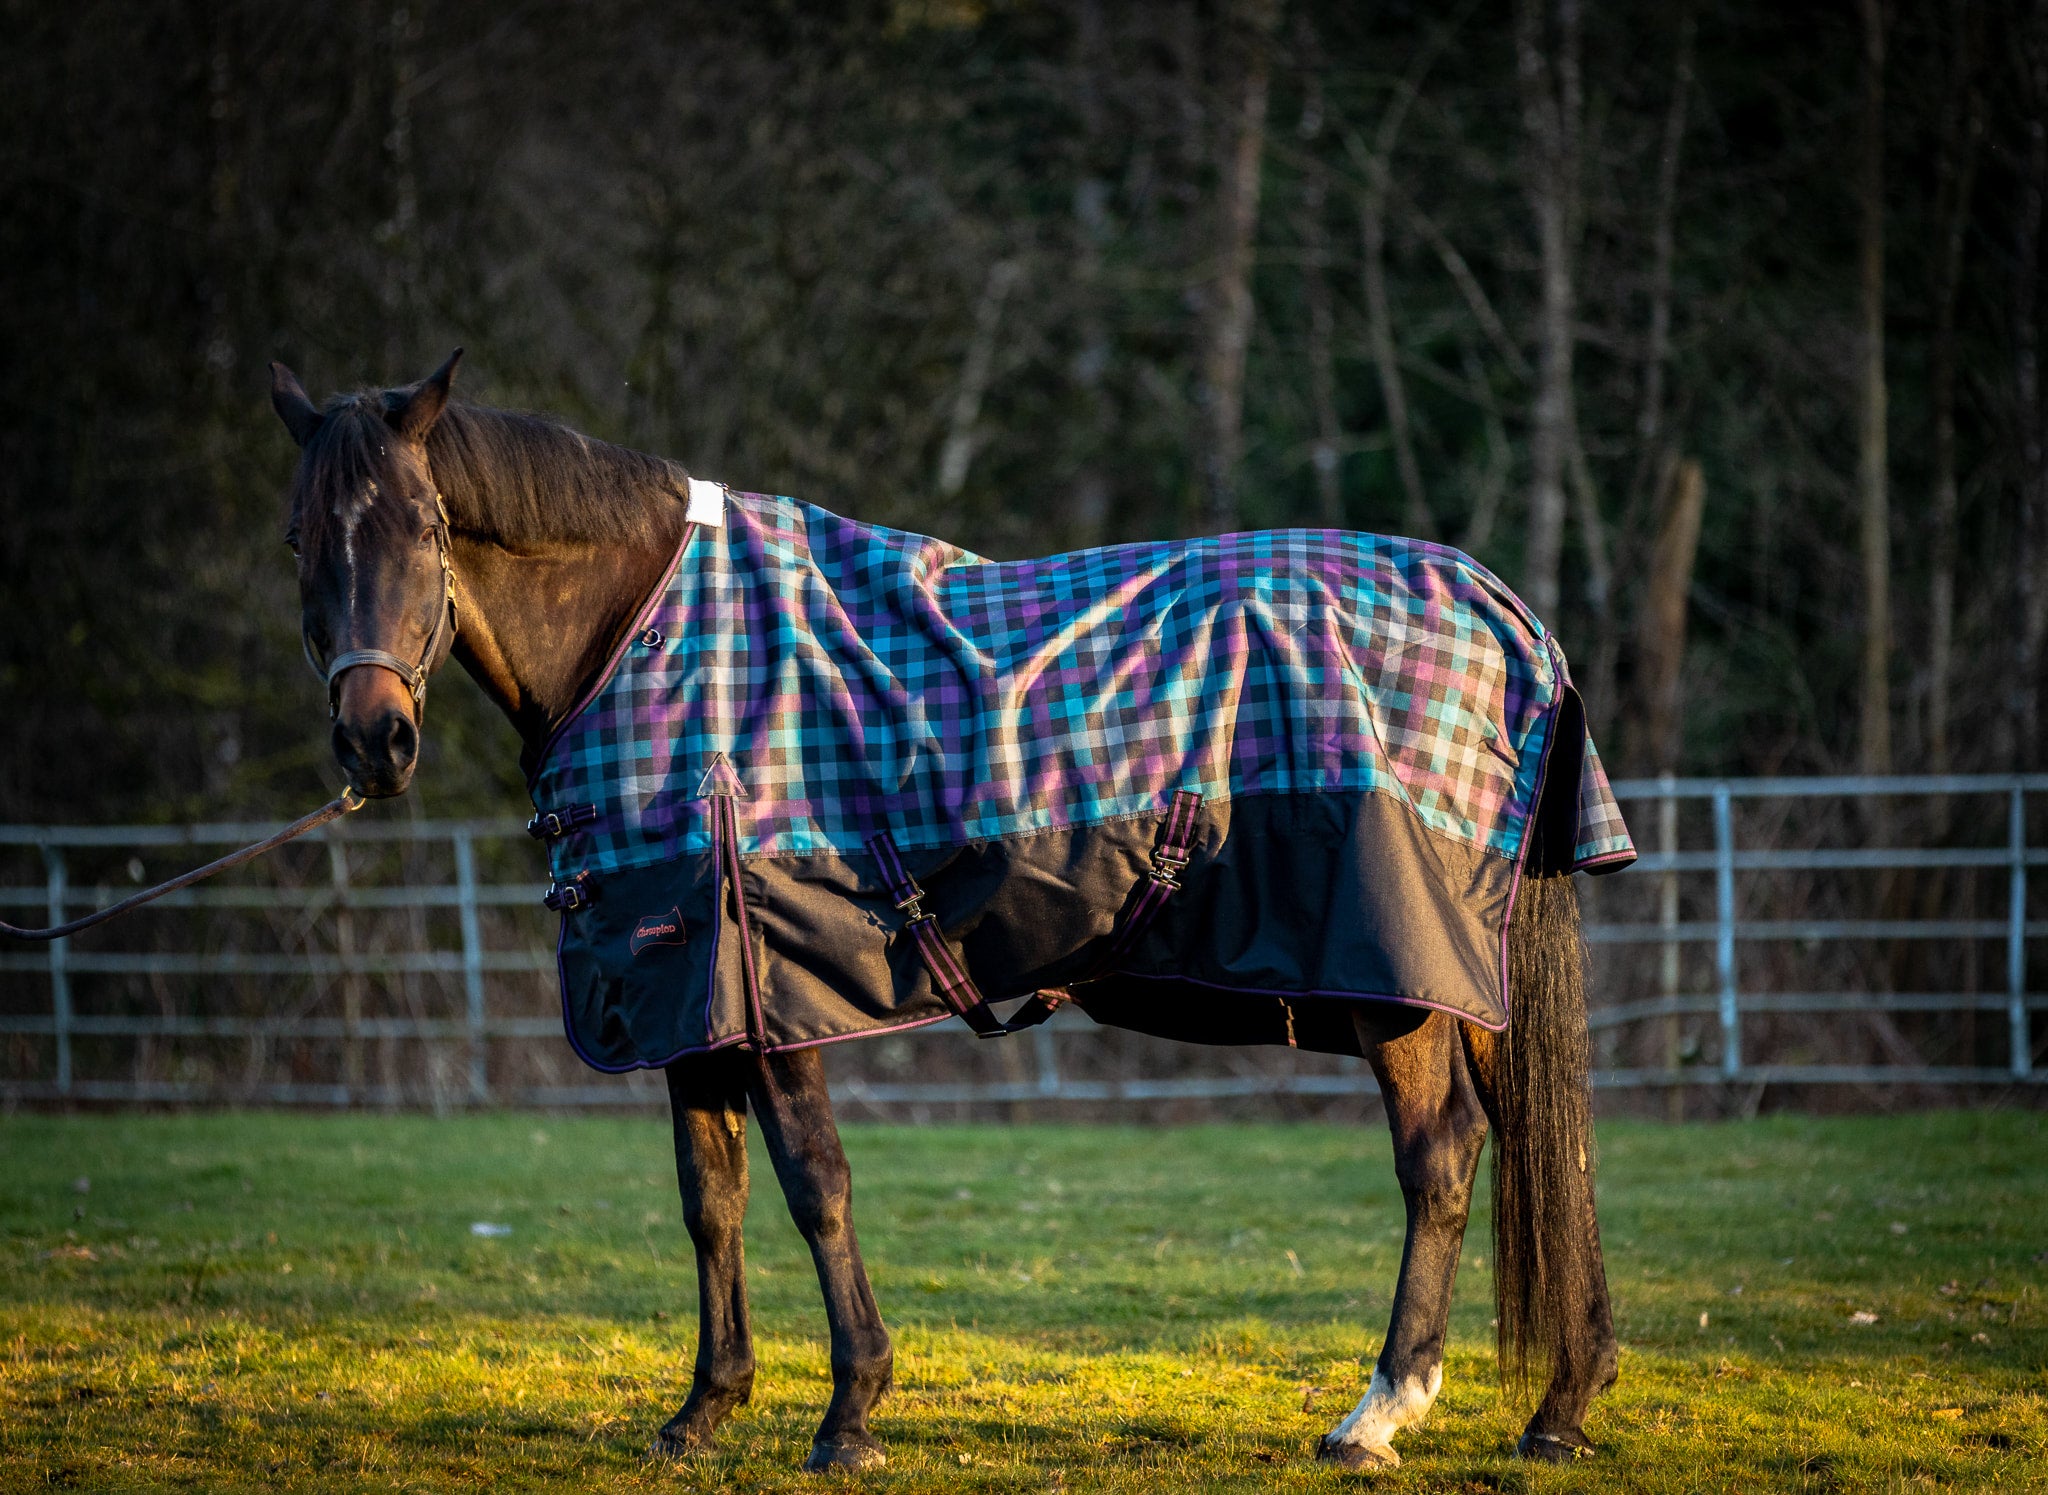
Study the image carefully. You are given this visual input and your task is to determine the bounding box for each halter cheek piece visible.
[303,491,459,722]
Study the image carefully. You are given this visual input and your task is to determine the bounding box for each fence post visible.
[327,838,366,1103]
[2011,787,2030,1079]
[1659,773,1681,1107]
[43,846,71,1096]
[1714,782,1739,1081]
[453,830,489,1104]
[1034,1023,1061,1098]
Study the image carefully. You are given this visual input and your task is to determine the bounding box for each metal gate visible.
[2,775,2041,1108]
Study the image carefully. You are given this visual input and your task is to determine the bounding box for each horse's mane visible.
[428,403,684,548]
[295,394,684,550]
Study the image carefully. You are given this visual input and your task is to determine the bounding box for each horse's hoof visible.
[1518,1429,1596,1462]
[803,1436,886,1473]
[649,1427,707,1460]
[1316,1432,1400,1470]
[649,1411,720,1459]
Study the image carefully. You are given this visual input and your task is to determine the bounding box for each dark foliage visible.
[2,1,2041,821]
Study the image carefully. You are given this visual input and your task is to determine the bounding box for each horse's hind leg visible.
[1318,1007,1488,1471]
[748,1046,894,1473]
[653,1049,757,1456]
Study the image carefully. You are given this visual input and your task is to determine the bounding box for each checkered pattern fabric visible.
[532,492,1634,877]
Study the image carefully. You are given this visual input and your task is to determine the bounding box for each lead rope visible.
[0,790,365,942]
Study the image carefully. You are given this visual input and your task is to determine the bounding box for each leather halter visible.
[303,490,459,721]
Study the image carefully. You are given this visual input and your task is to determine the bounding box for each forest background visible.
[0,0,2034,824]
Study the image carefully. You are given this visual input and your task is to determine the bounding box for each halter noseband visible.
[303,491,459,722]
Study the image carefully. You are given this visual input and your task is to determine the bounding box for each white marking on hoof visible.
[1320,1364,1442,1467]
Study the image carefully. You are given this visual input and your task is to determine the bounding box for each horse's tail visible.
[1490,870,1599,1395]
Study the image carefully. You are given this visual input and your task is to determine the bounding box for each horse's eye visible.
[284,533,300,556]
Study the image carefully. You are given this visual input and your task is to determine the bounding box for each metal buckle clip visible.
[1150,849,1189,889]
[543,872,593,912]
[528,810,566,840]
[893,891,928,924]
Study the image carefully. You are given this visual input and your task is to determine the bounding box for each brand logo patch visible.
[629,907,688,955]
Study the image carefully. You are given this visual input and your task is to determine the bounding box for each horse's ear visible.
[270,362,322,448]
[387,347,463,443]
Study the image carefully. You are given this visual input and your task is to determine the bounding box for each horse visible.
[269,350,1628,1472]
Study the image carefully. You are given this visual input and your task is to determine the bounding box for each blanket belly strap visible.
[863,791,1203,1040]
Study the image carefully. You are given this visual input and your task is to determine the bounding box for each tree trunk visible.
[1855,0,1891,776]
[382,0,424,368]
[936,259,1019,498]
[1066,0,1113,546]
[1198,0,1275,533]
[1514,0,1583,621]
[1625,11,1695,533]
[1358,174,1431,539]
[1634,456,1707,774]
[1927,0,1981,773]
[1294,47,1343,527]
[2016,4,2048,770]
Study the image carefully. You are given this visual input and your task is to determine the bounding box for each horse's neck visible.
[447,528,681,780]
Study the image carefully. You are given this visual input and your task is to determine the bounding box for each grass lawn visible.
[0,1108,2043,1491]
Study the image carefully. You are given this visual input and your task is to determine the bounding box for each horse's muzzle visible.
[333,707,418,798]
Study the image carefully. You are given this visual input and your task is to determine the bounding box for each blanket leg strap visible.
[1088,789,1203,976]
[864,830,1012,1038]
[862,790,1201,1040]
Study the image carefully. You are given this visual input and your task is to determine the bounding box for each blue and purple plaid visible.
[532,493,1634,877]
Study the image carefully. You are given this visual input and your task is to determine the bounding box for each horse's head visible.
[271,351,463,798]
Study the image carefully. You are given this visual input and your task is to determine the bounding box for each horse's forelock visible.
[292,396,433,548]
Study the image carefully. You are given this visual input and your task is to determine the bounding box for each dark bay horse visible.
[270,352,1618,1472]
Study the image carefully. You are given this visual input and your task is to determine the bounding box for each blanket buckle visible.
[543,871,594,912]
[1149,847,1189,889]
[527,803,599,841]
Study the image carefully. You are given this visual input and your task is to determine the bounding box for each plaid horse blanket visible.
[530,487,1634,1072]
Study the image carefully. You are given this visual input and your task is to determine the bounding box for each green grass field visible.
[0,1110,2043,1492]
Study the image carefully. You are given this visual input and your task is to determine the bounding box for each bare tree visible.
[1634,456,1708,774]
[1627,10,1695,530]
[1856,0,1892,775]
[1514,0,1585,620]
[937,260,1021,498]
[1927,0,1982,772]
[1065,0,1114,545]
[1342,9,1470,541]
[1292,28,1344,526]
[1198,0,1277,532]
[2016,3,2048,769]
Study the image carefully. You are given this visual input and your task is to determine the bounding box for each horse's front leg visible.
[748,1045,894,1473]
[653,1049,757,1455]
[1318,1007,1488,1470]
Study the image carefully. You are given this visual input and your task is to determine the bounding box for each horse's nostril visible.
[387,713,418,767]
[333,709,419,795]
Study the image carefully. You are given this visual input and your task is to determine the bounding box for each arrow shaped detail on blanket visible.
[696,753,748,799]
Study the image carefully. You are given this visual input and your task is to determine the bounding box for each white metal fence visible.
[1,774,2042,1109]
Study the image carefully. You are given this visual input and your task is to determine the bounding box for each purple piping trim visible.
[527,523,698,792]
[563,1009,958,1075]
[1110,968,1508,1034]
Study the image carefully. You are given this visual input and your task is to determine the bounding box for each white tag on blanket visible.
[686,477,726,526]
